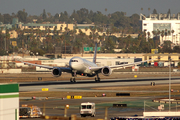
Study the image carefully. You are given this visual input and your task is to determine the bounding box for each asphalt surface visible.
[20,97,155,120]
[19,77,180,92]
[18,76,180,120]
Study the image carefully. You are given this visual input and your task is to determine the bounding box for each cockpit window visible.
[71,60,78,62]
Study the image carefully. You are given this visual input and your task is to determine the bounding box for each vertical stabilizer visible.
[93,42,97,63]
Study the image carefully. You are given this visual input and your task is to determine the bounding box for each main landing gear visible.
[70,77,76,83]
[70,71,77,83]
[95,74,100,82]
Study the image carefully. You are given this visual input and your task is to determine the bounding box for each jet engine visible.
[101,66,112,76]
[52,67,62,77]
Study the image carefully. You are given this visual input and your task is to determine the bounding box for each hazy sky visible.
[1,0,180,16]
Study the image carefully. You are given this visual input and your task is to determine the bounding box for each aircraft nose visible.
[71,63,78,69]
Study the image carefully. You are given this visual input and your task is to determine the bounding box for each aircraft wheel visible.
[95,78,98,82]
[81,115,86,117]
[73,78,76,82]
[70,78,73,82]
[91,114,95,117]
[95,78,100,82]
[98,78,100,82]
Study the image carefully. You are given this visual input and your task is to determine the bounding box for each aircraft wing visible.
[90,58,157,72]
[18,60,72,73]
[20,61,54,69]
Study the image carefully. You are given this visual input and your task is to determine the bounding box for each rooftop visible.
[140,13,180,20]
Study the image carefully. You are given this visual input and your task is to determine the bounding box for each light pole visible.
[36,52,38,58]
[169,58,171,111]
[30,52,34,58]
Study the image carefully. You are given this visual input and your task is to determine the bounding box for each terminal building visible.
[140,13,180,45]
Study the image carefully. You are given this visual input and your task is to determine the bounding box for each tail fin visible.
[93,42,97,63]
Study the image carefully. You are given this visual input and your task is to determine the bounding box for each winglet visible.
[93,42,97,63]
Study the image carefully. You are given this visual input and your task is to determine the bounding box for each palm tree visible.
[41,30,46,46]
[165,29,167,41]
[152,30,159,48]
[147,31,150,42]
[168,30,171,41]
[0,27,4,50]
[157,29,161,45]
[95,32,99,43]
[171,30,175,44]
[143,31,146,39]
[161,30,164,45]
[105,8,107,16]
[148,8,150,15]
[21,28,26,49]
[89,33,93,41]
[106,29,110,40]
[5,29,10,51]
[15,28,21,38]
[98,36,104,47]
[60,35,65,53]
[38,29,42,42]
[78,30,86,56]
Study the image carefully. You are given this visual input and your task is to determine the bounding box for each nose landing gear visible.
[70,77,76,82]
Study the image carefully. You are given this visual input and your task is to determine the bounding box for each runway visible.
[19,76,180,92]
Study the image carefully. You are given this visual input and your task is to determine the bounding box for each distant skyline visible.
[1,0,180,17]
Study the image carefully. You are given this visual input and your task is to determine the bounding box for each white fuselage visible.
[69,57,97,74]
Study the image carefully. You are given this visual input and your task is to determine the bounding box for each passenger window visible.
[82,105,86,109]
[87,105,92,109]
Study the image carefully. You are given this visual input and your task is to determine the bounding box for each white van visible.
[80,102,95,117]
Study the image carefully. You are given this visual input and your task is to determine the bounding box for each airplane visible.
[18,43,156,83]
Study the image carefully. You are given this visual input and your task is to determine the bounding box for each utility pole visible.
[82,41,83,57]
[43,103,46,116]
[169,58,171,111]
[105,107,108,120]
[64,107,67,117]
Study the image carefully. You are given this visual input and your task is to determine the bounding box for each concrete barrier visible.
[143,111,180,117]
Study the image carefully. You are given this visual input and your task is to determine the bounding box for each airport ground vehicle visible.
[19,104,42,118]
[19,107,31,118]
[80,102,95,117]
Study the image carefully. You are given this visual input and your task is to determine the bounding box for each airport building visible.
[144,53,180,67]
[0,84,19,120]
[1,53,180,73]
[22,23,73,32]
[140,13,180,45]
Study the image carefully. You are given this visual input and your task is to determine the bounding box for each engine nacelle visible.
[101,66,112,76]
[52,67,62,77]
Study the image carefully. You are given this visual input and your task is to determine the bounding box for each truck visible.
[19,104,42,118]
[80,102,95,117]
[19,107,31,118]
